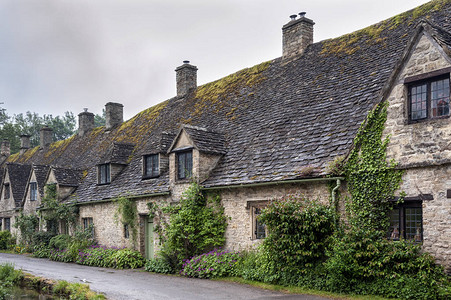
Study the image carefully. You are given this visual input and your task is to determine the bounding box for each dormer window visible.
[4,183,10,199]
[408,74,450,122]
[98,164,111,184]
[177,150,193,180]
[143,154,159,178]
[30,182,37,201]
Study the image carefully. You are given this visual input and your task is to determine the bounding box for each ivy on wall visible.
[40,184,78,232]
[114,196,138,247]
[344,101,404,234]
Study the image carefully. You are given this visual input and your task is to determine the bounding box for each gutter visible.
[202,176,345,191]
[74,191,171,206]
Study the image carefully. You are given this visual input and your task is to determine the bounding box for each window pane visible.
[178,153,186,179]
[431,78,450,117]
[405,207,422,241]
[410,83,427,120]
[255,208,266,239]
[388,208,400,240]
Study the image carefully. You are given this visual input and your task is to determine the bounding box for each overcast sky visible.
[0,0,430,122]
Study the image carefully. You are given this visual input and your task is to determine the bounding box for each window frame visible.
[407,73,450,123]
[176,150,193,181]
[82,217,94,238]
[388,200,423,242]
[98,164,111,185]
[30,182,38,201]
[124,223,130,239]
[143,154,160,179]
[4,217,10,232]
[4,183,10,199]
[247,201,268,240]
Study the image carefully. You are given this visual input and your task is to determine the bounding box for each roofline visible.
[74,191,171,206]
[201,176,345,191]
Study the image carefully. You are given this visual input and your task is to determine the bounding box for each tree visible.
[94,109,106,127]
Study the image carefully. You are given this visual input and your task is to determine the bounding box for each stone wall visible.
[217,181,336,250]
[384,32,451,271]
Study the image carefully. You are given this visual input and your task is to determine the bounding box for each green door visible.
[145,217,154,260]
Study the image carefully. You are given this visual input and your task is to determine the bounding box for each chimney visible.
[282,12,314,60]
[78,108,95,136]
[40,126,53,148]
[20,134,31,154]
[1,140,10,157]
[105,102,123,130]
[175,61,198,96]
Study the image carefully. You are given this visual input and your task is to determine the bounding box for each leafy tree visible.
[94,109,106,127]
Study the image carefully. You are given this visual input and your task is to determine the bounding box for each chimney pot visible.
[40,126,53,148]
[105,102,124,130]
[282,11,314,61]
[78,109,95,136]
[175,61,198,96]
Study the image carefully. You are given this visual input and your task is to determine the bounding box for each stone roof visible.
[52,167,83,187]
[6,163,31,206]
[99,142,135,165]
[5,1,451,201]
[32,165,50,198]
[170,125,226,154]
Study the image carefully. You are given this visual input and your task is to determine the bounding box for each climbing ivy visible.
[114,196,138,247]
[13,213,39,245]
[40,184,78,231]
[344,101,404,234]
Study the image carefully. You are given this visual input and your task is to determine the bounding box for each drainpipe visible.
[331,178,341,228]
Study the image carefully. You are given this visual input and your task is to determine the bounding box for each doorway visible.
[145,217,154,260]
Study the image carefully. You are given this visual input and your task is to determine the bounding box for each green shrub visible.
[325,229,450,299]
[32,244,51,258]
[144,257,173,274]
[13,214,39,245]
[160,183,227,270]
[111,248,145,269]
[48,248,74,263]
[258,195,335,283]
[0,231,13,250]
[49,234,73,250]
[77,245,117,268]
[31,231,56,247]
[180,249,241,278]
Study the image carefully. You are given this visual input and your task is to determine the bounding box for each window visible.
[124,224,130,239]
[47,220,58,234]
[30,182,37,201]
[4,183,10,199]
[177,151,193,180]
[143,154,159,178]
[254,207,266,239]
[4,218,10,232]
[98,164,111,184]
[82,217,94,238]
[409,75,450,121]
[388,201,422,242]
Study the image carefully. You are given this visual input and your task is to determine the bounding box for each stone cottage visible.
[0,0,449,272]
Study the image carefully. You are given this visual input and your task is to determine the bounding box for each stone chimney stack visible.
[105,102,123,130]
[1,140,10,157]
[282,12,314,61]
[40,126,53,148]
[20,134,31,154]
[175,61,198,96]
[78,108,95,136]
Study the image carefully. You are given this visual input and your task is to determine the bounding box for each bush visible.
[145,257,173,274]
[325,229,450,299]
[49,234,73,250]
[32,244,51,258]
[258,195,335,283]
[180,249,241,279]
[0,231,15,250]
[77,245,117,268]
[160,183,227,270]
[48,248,74,263]
[111,248,145,269]
[0,263,23,298]
[31,231,56,247]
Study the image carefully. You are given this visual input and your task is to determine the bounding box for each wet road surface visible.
[0,253,334,300]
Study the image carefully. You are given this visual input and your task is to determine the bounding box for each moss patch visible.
[321,0,450,56]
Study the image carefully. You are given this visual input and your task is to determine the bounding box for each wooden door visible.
[145,217,154,260]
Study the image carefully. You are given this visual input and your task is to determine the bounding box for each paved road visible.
[0,253,333,300]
